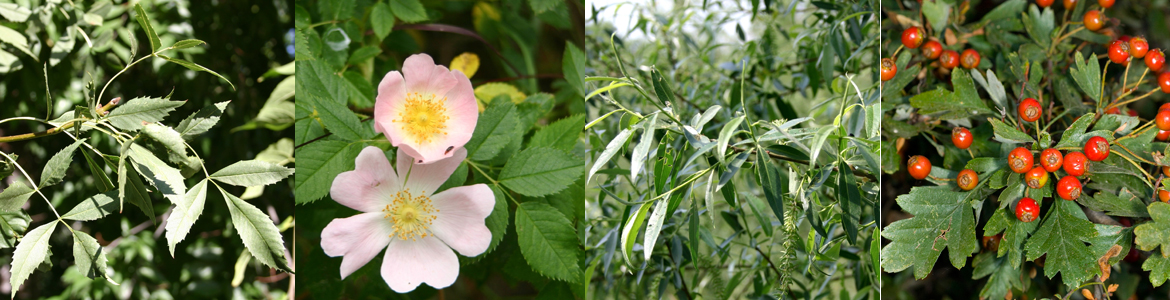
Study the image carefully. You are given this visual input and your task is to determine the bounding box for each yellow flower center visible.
[383,189,438,240]
[394,92,450,145]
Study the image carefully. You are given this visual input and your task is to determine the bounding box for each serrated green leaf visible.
[128,144,185,203]
[465,99,519,161]
[1023,199,1097,288]
[105,97,185,131]
[302,94,370,141]
[211,160,293,187]
[515,202,581,283]
[971,252,1023,300]
[1079,190,1149,218]
[1135,202,1170,254]
[910,70,994,119]
[220,186,291,273]
[370,2,394,40]
[0,181,34,212]
[1071,52,1102,102]
[133,3,160,52]
[0,212,30,249]
[80,150,114,193]
[119,163,156,223]
[61,191,118,221]
[71,230,109,279]
[563,43,585,97]
[1144,255,1170,287]
[347,46,381,65]
[987,118,1036,144]
[390,0,428,23]
[983,207,1038,268]
[10,221,55,298]
[1055,113,1097,148]
[171,39,205,50]
[175,101,229,139]
[499,147,586,197]
[921,0,950,34]
[157,54,235,90]
[141,123,187,158]
[294,140,361,204]
[0,3,31,22]
[39,139,86,188]
[165,179,207,256]
[529,114,585,151]
[881,186,979,279]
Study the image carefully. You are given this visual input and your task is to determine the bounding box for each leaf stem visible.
[0,152,63,221]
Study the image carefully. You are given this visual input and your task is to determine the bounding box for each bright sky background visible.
[585,0,754,43]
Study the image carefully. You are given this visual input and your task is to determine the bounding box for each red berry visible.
[1064,0,1078,9]
[1084,136,1110,161]
[1160,103,1170,111]
[1147,49,1165,72]
[1036,0,1055,7]
[908,155,931,180]
[1064,151,1088,176]
[1157,110,1170,130]
[921,40,943,60]
[1163,166,1170,177]
[1109,40,1131,65]
[1057,176,1083,200]
[1158,130,1170,141]
[952,127,973,149]
[902,27,925,49]
[1084,10,1105,32]
[958,169,978,191]
[1130,37,1149,59]
[1026,166,1050,189]
[1120,35,1132,42]
[939,50,960,69]
[1160,189,1170,202]
[1160,72,1170,94]
[960,49,981,69]
[1016,198,1040,223]
[881,58,896,81]
[1099,0,1114,8]
[1040,149,1063,172]
[1009,147,1034,174]
[1019,98,1042,122]
[982,234,1003,252]
[1105,107,1121,114]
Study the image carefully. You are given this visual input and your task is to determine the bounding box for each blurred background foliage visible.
[0,0,294,298]
[585,0,881,299]
[293,0,587,299]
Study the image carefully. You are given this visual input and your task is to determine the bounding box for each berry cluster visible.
[880,26,981,82]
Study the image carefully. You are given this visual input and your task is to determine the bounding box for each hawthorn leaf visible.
[105,97,185,131]
[175,101,229,139]
[499,147,586,197]
[1055,113,1097,148]
[983,207,1039,268]
[71,230,110,279]
[166,179,208,256]
[987,118,1035,144]
[971,252,1024,300]
[220,186,292,273]
[1144,255,1170,287]
[39,139,86,188]
[61,191,118,221]
[10,221,55,298]
[528,114,585,151]
[294,140,361,204]
[515,202,581,283]
[910,70,993,120]
[881,186,979,279]
[1080,190,1149,218]
[0,181,34,212]
[211,160,294,187]
[1023,198,1098,288]
[1135,202,1170,254]
[1071,52,1102,102]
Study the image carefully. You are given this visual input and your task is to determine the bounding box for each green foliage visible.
[515,202,582,283]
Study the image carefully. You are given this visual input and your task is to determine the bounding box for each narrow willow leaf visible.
[587,128,633,184]
[757,152,786,224]
[211,160,294,187]
[133,3,160,52]
[620,202,652,265]
[650,68,675,107]
[643,198,669,261]
[166,179,208,256]
[0,181,34,212]
[141,123,188,157]
[10,221,55,298]
[61,191,118,221]
[294,140,361,204]
[465,99,519,161]
[716,115,745,163]
[704,172,717,224]
[175,101,229,139]
[39,139,86,188]
[170,39,205,50]
[80,150,114,192]
[157,54,235,90]
[220,186,292,273]
[71,230,109,279]
[515,202,581,283]
[807,126,835,166]
[629,113,657,184]
[528,114,585,151]
[105,97,185,131]
[499,147,586,197]
[128,144,185,203]
[837,161,861,243]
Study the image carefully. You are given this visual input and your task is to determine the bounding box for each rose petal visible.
[430,184,494,256]
[381,236,460,293]
[330,147,399,212]
[403,54,458,97]
[320,212,393,279]
[374,70,407,135]
[397,147,466,195]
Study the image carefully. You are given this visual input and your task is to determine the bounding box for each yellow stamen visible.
[383,189,439,240]
[394,92,450,145]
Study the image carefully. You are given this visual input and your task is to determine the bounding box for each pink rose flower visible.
[322,146,493,292]
[375,53,478,164]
